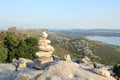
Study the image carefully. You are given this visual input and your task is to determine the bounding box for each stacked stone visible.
[33,32,54,69]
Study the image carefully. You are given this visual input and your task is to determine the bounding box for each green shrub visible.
[2,32,39,62]
[113,63,120,79]
[5,32,19,49]
[25,37,38,46]
[0,45,8,63]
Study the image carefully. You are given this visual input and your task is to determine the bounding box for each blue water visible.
[87,36,120,46]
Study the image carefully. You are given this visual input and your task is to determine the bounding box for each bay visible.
[87,36,120,46]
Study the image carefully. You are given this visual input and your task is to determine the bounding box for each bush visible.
[0,45,8,63]
[7,37,39,62]
[113,63,120,79]
[2,32,39,62]
[5,32,19,50]
[25,37,38,46]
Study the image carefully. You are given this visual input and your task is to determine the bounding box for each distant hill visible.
[56,29,120,38]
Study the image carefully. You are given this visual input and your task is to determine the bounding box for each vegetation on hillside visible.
[88,39,120,65]
[55,37,120,65]
[53,46,83,59]
[0,27,120,66]
[0,28,39,63]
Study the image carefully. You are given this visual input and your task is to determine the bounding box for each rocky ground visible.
[0,64,42,80]
[0,58,116,80]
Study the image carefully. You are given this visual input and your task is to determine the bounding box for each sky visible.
[0,0,120,30]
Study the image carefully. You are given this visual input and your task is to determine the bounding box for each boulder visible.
[92,67,110,77]
[18,58,26,68]
[35,61,78,80]
[93,62,105,68]
[62,54,71,61]
[34,61,115,80]
[12,58,26,71]
[81,56,91,64]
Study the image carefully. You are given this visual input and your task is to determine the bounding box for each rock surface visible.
[92,67,111,77]
[0,63,42,80]
[0,60,116,80]
[35,61,115,80]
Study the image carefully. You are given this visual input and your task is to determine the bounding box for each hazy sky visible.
[0,0,120,30]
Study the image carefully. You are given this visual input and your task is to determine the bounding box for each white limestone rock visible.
[39,45,54,52]
[39,39,51,46]
[81,56,91,64]
[80,63,94,69]
[41,31,48,38]
[12,58,26,69]
[62,54,71,61]
[0,59,116,80]
[92,67,110,77]
[18,58,26,68]
[34,61,115,80]
[35,51,53,58]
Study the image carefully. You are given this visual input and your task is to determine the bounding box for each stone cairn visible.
[33,31,55,69]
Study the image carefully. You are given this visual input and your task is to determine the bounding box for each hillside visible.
[84,38,120,65]
[1,28,120,65]
[16,28,120,65]
[54,37,120,65]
